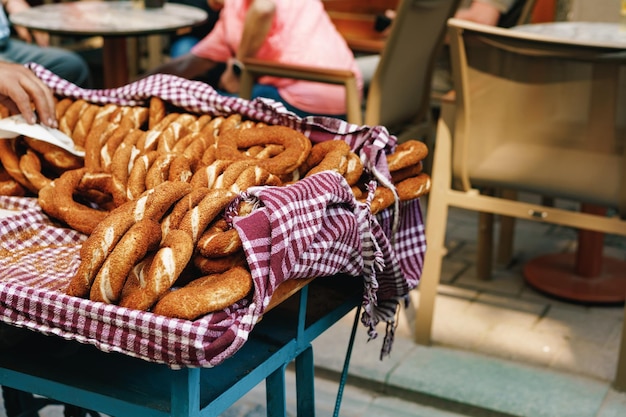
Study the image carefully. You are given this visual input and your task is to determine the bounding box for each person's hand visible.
[0,63,57,128]
[218,58,241,94]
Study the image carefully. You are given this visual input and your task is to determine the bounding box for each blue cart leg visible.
[333,304,361,417]
[295,345,315,417]
[171,368,201,417]
[266,364,287,417]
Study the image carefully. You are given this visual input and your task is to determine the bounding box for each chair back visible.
[447,18,626,213]
[365,0,461,137]
[322,0,400,15]
[517,0,537,25]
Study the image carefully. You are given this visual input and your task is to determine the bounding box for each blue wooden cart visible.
[0,275,362,417]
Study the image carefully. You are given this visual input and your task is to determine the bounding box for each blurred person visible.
[0,61,56,127]
[147,0,363,118]
[435,0,529,92]
[1,0,91,87]
[359,0,529,92]
[455,0,528,27]
[168,0,220,58]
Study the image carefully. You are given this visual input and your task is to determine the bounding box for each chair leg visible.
[415,95,454,345]
[415,193,449,345]
[126,37,139,82]
[496,189,518,266]
[475,187,495,280]
[478,188,520,277]
[477,210,494,280]
[613,301,626,392]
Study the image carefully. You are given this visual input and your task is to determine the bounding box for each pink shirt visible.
[191,0,363,115]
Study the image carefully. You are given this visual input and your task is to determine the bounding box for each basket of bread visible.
[0,64,429,367]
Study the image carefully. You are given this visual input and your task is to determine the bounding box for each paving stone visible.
[477,322,568,367]
[475,292,546,314]
[550,338,619,382]
[440,257,470,284]
[535,306,621,346]
[597,390,626,417]
[431,296,490,350]
[387,345,609,417]
[455,269,526,296]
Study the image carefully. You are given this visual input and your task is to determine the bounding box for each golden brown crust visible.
[82,104,121,170]
[72,104,100,148]
[119,106,149,131]
[168,154,194,183]
[178,189,236,244]
[99,125,132,173]
[343,152,364,186]
[193,251,247,275]
[109,129,144,206]
[217,160,255,190]
[58,99,89,138]
[230,165,281,193]
[160,187,211,236]
[171,131,201,154]
[188,114,213,133]
[0,165,26,196]
[391,160,423,184]
[216,125,312,175]
[152,266,253,320]
[386,140,428,172]
[126,151,159,201]
[148,96,166,130]
[302,139,350,178]
[367,186,396,215]
[55,97,74,121]
[18,149,52,191]
[38,168,113,235]
[144,152,177,190]
[396,172,431,201]
[119,229,195,311]
[23,137,83,171]
[89,219,162,304]
[142,180,193,222]
[181,133,215,167]
[196,219,242,258]
[0,139,36,193]
[189,160,231,189]
[66,202,139,298]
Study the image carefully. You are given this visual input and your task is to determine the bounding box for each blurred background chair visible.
[240,0,462,144]
[415,17,626,355]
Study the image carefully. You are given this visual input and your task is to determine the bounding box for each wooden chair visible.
[321,0,399,54]
[415,17,626,357]
[239,0,462,144]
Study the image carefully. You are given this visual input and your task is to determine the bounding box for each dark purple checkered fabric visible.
[0,64,426,368]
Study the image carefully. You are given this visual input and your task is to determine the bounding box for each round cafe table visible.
[514,21,626,303]
[10,1,208,88]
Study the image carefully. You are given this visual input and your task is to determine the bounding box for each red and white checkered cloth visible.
[0,64,426,368]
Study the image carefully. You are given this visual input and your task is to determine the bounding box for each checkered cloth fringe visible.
[0,64,426,368]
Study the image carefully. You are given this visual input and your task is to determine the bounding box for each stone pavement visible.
[309,199,626,417]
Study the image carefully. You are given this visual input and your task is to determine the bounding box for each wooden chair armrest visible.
[242,57,357,83]
[240,58,363,124]
[440,89,456,103]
